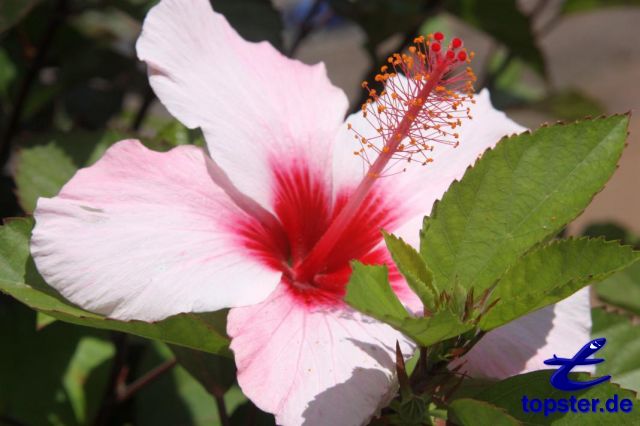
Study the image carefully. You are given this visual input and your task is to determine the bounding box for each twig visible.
[116,358,177,403]
[214,394,231,426]
[0,0,68,167]
[131,85,156,132]
[92,333,129,426]
[287,0,325,57]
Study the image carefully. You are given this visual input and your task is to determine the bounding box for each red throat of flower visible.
[293,33,476,285]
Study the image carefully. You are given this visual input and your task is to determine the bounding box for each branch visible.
[131,85,156,132]
[93,333,129,426]
[116,358,177,403]
[214,394,231,426]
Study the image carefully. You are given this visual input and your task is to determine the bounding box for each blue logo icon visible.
[543,337,612,391]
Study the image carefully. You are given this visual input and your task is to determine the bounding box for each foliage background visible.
[0,0,639,425]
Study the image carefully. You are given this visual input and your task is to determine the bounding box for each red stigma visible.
[457,51,467,61]
[431,43,441,52]
[452,37,462,48]
[446,50,455,60]
[434,32,444,41]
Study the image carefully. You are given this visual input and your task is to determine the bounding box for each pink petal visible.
[136,0,348,212]
[228,284,415,426]
[31,140,283,321]
[454,288,593,378]
[332,89,525,249]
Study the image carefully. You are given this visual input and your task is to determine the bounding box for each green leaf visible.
[345,262,472,346]
[592,308,640,393]
[596,261,640,316]
[461,370,640,424]
[562,0,640,14]
[449,398,520,426]
[445,0,545,75]
[0,218,231,356]
[13,131,124,213]
[480,238,640,330]
[0,0,42,33]
[383,231,437,310]
[421,115,629,294]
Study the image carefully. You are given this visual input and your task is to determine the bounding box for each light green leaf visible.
[0,218,231,356]
[461,370,640,424]
[445,0,545,75]
[596,261,640,316]
[345,262,472,346]
[421,115,629,294]
[449,398,520,426]
[592,308,640,393]
[563,0,640,14]
[383,231,437,310]
[13,131,124,213]
[480,238,640,330]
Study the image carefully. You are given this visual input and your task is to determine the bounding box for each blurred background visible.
[0,0,638,425]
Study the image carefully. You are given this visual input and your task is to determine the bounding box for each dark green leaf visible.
[449,398,521,426]
[582,222,639,248]
[480,238,640,330]
[532,90,605,121]
[592,308,640,393]
[596,262,640,316]
[445,0,545,75]
[0,0,42,33]
[563,0,640,14]
[0,218,231,356]
[421,115,629,293]
[462,370,640,424]
[345,262,472,346]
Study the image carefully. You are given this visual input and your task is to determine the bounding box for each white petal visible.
[228,285,415,426]
[455,287,593,378]
[31,140,282,321]
[136,0,348,212]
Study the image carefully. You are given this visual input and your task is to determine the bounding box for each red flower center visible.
[234,34,475,307]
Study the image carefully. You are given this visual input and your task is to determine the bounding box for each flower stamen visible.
[295,33,475,283]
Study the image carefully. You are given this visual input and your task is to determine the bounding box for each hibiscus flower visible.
[30,0,591,425]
